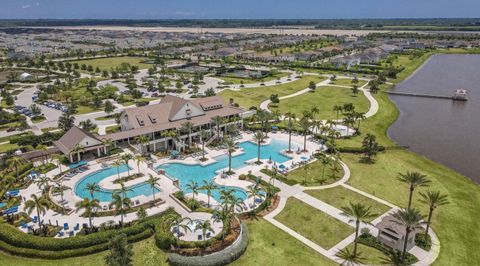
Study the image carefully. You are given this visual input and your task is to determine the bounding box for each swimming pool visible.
[74,164,161,202]
[156,139,295,201]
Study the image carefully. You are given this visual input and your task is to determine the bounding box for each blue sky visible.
[0,0,479,19]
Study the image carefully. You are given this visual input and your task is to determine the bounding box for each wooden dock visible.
[385,91,467,101]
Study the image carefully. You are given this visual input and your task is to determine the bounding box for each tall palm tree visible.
[195,220,215,248]
[162,130,177,150]
[341,202,375,256]
[285,112,296,153]
[75,197,100,228]
[310,106,319,121]
[298,116,312,152]
[419,190,449,237]
[224,137,236,173]
[201,180,218,207]
[24,194,49,229]
[213,206,230,240]
[211,116,224,140]
[100,138,113,155]
[52,154,64,175]
[185,180,199,201]
[180,121,194,147]
[121,153,133,176]
[397,172,431,209]
[134,154,145,175]
[333,105,343,121]
[6,156,25,179]
[109,192,131,226]
[253,131,264,163]
[85,182,100,200]
[146,174,160,204]
[200,129,209,160]
[392,208,425,261]
[337,248,366,266]
[165,214,192,248]
[111,159,123,180]
[35,176,51,195]
[135,135,150,154]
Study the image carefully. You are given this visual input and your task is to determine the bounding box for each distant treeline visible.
[1,18,480,31]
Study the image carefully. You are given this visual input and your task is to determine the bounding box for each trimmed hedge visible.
[168,222,249,266]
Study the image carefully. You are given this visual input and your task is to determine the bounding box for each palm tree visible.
[111,159,123,180]
[211,116,223,140]
[70,144,84,162]
[201,180,218,207]
[109,192,132,226]
[180,121,195,147]
[199,130,209,160]
[213,206,230,240]
[224,137,236,173]
[165,214,192,248]
[310,107,319,121]
[247,185,264,206]
[35,176,51,195]
[135,135,150,154]
[6,156,25,179]
[195,220,215,248]
[100,138,113,155]
[419,190,449,237]
[392,208,425,261]
[298,116,312,152]
[75,198,100,228]
[162,130,177,150]
[341,202,375,256]
[24,194,49,229]
[253,131,264,163]
[134,155,145,175]
[52,154,64,175]
[185,180,199,201]
[343,115,355,136]
[121,154,133,176]
[85,182,100,200]
[146,174,160,204]
[337,248,366,266]
[320,155,332,180]
[285,112,296,153]
[333,105,343,121]
[397,172,431,209]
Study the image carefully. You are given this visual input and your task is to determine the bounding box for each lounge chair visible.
[197,235,202,240]
[74,223,80,231]
[206,232,211,238]
[58,231,64,237]
[63,223,69,230]
[69,231,74,237]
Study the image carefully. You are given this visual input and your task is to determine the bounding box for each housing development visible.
[0,13,480,266]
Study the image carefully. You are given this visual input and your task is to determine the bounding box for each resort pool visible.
[74,164,161,202]
[156,139,295,201]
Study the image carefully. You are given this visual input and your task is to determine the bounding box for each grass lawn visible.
[232,219,335,266]
[286,159,344,186]
[218,75,325,109]
[76,105,102,115]
[330,78,367,87]
[70,56,151,72]
[94,114,116,121]
[106,125,121,134]
[338,242,388,265]
[217,72,290,85]
[0,143,19,153]
[275,198,354,249]
[305,186,391,222]
[334,50,480,265]
[269,85,369,120]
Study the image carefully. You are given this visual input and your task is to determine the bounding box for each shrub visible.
[154,229,175,250]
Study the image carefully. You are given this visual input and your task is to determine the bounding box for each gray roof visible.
[54,126,101,154]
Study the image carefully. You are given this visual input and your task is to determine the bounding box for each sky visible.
[0,0,479,19]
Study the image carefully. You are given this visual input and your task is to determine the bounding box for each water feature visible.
[156,139,296,200]
[388,54,480,183]
[74,164,161,202]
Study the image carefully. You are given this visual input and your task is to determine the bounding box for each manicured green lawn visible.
[106,125,121,134]
[286,159,344,186]
[269,85,369,120]
[76,105,102,115]
[70,56,151,72]
[0,143,19,153]
[217,72,290,85]
[218,75,325,109]
[338,242,389,265]
[232,219,335,266]
[335,51,480,265]
[275,198,354,249]
[330,78,367,87]
[305,186,391,222]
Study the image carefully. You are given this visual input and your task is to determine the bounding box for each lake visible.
[388,54,480,183]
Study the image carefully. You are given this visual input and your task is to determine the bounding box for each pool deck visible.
[16,132,323,240]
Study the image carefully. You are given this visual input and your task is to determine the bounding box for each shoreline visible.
[385,52,480,185]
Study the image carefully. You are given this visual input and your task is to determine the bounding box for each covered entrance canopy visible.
[53,126,108,162]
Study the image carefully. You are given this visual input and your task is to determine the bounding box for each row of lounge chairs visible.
[63,166,89,180]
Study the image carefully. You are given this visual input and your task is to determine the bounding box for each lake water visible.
[388,54,480,183]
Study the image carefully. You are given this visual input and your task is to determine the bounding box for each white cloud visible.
[21,4,31,9]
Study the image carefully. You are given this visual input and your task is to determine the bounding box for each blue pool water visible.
[156,139,295,201]
[74,164,161,202]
